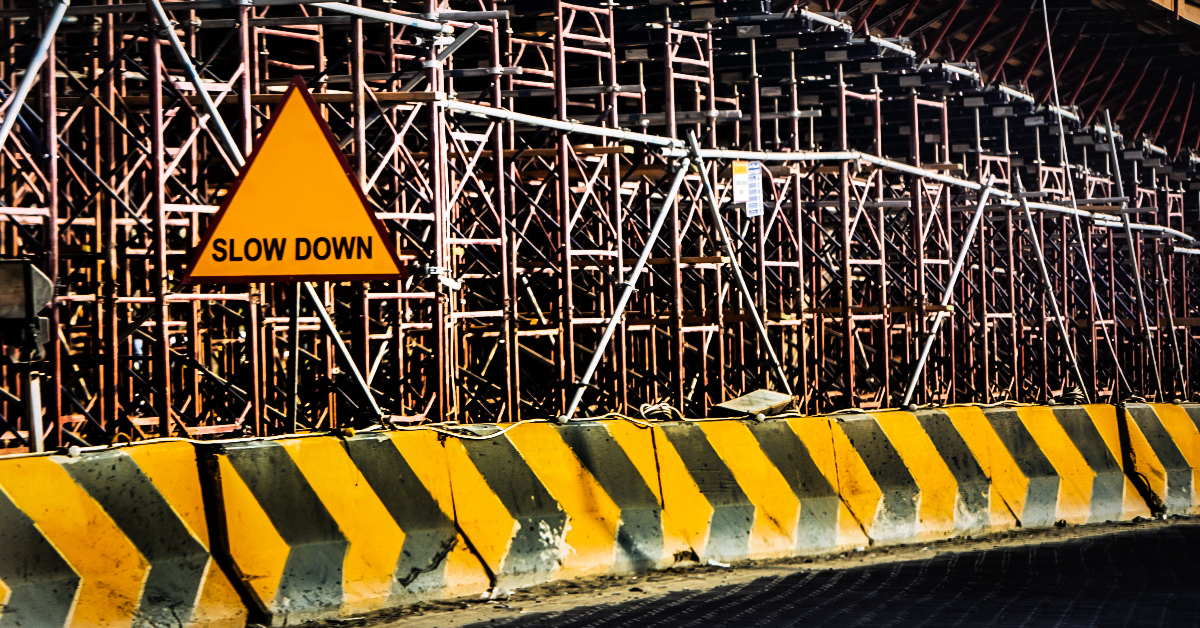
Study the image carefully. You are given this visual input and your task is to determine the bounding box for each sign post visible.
[184,77,404,427]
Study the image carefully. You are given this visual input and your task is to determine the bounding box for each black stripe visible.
[837,417,918,541]
[984,410,1060,527]
[341,436,457,599]
[748,421,839,552]
[62,451,209,627]
[659,424,754,561]
[459,436,567,586]
[0,488,79,628]
[222,442,347,619]
[915,411,990,531]
[1126,405,1193,514]
[1051,407,1124,522]
[559,424,664,570]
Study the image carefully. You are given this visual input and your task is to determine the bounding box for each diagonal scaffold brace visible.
[687,131,793,399]
[303,281,383,422]
[0,0,70,150]
[559,158,692,424]
[902,175,997,407]
[1015,176,1091,403]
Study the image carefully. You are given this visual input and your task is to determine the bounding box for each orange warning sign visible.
[184,77,403,284]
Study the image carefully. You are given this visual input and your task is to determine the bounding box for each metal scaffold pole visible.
[3,0,1200,451]
[903,177,997,407]
[561,159,692,423]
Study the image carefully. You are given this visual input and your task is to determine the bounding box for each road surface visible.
[359,519,1200,628]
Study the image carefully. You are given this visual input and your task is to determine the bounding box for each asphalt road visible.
[461,522,1200,627]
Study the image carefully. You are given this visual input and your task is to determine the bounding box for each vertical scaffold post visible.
[688,132,794,398]
[1103,110,1165,400]
[902,177,997,407]
[1016,177,1091,402]
[560,159,692,424]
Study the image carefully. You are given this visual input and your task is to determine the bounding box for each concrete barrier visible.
[205,433,489,625]
[555,421,678,571]
[0,441,246,627]
[1119,404,1196,515]
[654,419,868,564]
[218,404,1192,604]
[445,422,617,590]
[7,403,1200,625]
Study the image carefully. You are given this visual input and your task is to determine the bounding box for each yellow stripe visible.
[603,421,662,502]
[1146,404,1200,513]
[781,418,869,548]
[1082,405,1152,520]
[1084,405,1123,457]
[189,560,250,628]
[506,423,622,578]
[826,421,884,538]
[650,425,713,558]
[0,457,148,628]
[873,411,958,539]
[1015,407,1091,524]
[440,542,492,599]
[604,421,694,561]
[1115,409,1172,511]
[281,439,405,615]
[388,431,456,520]
[443,439,517,576]
[836,502,871,548]
[127,442,248,626]
[217,455,289,611]
[387,431,491,598]
[0,576,10,615]
[699,421,798,558]
[125,442,210,547]
[940,407,1021,529]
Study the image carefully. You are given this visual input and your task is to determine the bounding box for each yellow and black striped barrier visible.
[4,403,1200,625]
[1118,404,1198,515]
[0,441,246,627]
[204,432,489,624]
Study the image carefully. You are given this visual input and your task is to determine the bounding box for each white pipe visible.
[0,0,70,151]
[146,0,245,167]
[560,160,692,423]
[313,2,453,33]
[439,99,685,148]
[439,104,1196,246]
[303,282,383,419]
[688,132,793,397]
[902,179,997,406]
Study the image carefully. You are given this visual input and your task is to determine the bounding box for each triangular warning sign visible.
[184,77,403,284]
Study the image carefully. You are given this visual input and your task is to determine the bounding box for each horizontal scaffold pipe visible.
[439,102,1194,245]
[438,100,685,149]
[0,0,454,33]
[798,9,915,58]
[0,0,340,18]
[312,2,452,33]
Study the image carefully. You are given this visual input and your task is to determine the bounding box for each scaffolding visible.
[3,0,1200,452]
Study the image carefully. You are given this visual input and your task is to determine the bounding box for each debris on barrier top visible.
[710,389,794,418]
